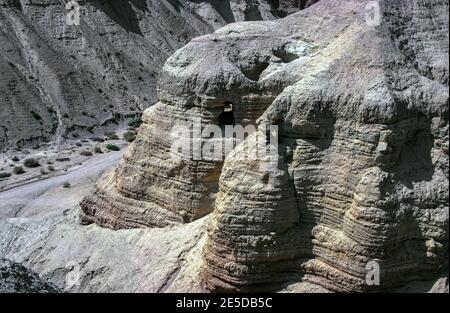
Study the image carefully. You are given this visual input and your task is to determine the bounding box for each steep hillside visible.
[0,0,292,151]
[81,0,449,292]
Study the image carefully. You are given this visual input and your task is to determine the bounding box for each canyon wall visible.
[0,0,289,150]
[81,0,448,292]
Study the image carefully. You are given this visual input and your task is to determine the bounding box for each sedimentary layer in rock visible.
[202,0,449,292]
[81,0,448,292]
[80,12,313,228]
[0,0,285,150]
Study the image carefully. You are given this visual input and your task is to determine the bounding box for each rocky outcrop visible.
[0,258,61,293]
[80,19,308,228]
[202,0,449,292]
[0,0,285,151]
[81,0,448,292]
[79,1,321,229]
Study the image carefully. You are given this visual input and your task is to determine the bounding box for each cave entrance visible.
[219,102,235,131]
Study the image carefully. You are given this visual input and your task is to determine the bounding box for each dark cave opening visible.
[219,102,235,130]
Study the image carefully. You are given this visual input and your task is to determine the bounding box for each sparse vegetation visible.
[0,172,11,179]
[55,158,71,162]
[105,132,119,140]
[23,158,40,168]
[91,137,105,142]
[80,150,93,156]
[128,118,143,128]
[13,166,25,175]
[106,144,120,151]
[30,111,42,121]
[123,131,136,143]
[111,112,121,124]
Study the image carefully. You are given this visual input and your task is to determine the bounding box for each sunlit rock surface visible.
[81,0,448,292]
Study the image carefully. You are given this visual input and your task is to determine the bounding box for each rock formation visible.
[81,0,448,292]
[0,210,209,293]
[203,0,449,292]
[80,16,306,228]
[0,208,447,292]
[0,0,287,151]
[0,258,61,293]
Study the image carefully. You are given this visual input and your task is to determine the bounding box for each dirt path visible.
[0,151,123,219]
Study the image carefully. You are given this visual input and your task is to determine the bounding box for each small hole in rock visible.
[219,102,235,130]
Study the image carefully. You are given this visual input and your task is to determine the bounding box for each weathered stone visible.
[203,0,449,292]
[81,0,448,293]
[80,15,308,228]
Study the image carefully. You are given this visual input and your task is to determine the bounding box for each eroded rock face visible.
[80,18,310,228]
[203,0,449,292]
[81,0,448,292]
[0,0,284,150]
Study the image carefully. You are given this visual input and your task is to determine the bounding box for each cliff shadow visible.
[90,0,150,35]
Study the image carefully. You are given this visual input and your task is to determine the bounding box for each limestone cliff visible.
[81,0,449,292]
